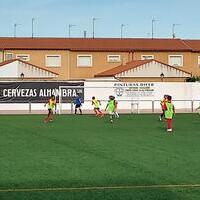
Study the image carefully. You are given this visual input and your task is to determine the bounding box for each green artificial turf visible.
[0,114,200,200]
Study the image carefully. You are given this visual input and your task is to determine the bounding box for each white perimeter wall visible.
[1,81,200,112]
[82,81,200,112]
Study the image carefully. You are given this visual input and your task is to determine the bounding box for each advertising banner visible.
[0,82,84,103]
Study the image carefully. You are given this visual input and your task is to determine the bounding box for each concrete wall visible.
[0,81,200,113]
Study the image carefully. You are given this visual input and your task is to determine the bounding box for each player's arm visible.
[44,99,49,107]
[105,103,108,111]
[114,100,117,111]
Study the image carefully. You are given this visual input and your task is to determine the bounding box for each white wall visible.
[83,81,200,112]
[116,61,189,78]
[1,81,200,113]
[0,62,18,77]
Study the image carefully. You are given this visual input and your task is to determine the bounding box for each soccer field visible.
[0,114,200,200]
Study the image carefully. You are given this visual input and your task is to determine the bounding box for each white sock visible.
[115,112,119,118]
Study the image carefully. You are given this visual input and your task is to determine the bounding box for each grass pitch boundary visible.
[0,184,200,193]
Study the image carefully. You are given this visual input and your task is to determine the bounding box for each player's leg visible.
[76,104,82,115]
[94,108,98,116]
[109,111,114,122]
[159,110,164,121]
[98,108,104,117]
[44,109,51,123]
[168,119,172,132]
[79,107,82,115]
[75,105,78,114]
[166,118,172,132]
[114,111,119,118]
[49,109,54,122]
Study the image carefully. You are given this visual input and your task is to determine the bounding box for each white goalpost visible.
[58,85,85,115]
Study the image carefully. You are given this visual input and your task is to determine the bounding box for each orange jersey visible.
[160,98,167,110]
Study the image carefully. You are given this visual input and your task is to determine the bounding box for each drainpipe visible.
[128,52,131,62]
[67,50,70,80]
[131,51,134,61]
[2,49,5,62]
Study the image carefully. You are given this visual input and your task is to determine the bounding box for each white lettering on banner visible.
[61,89,77,97]
[39,89,77,97]
[114,82,155,97]
[2,88,78,98]
[3,89,37,97]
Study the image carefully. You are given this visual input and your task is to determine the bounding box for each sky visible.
[0,0,200,39]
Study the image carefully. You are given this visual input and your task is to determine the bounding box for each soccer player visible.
[74,94,82,115]
[113,96,119,118]
[105,95,116,123]
[163,95,175,133]
[159,94,168,121]
[44,95,56,123]
[91,96,104,117]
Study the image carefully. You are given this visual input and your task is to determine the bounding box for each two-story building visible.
[0,37,200,81]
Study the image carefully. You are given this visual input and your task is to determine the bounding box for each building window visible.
[16,54,30,61]
[77,55,92,67]
[141,55,154,60]
[198,56,200,67]
[168,55,183,67]
[5,53,14,61]
[45,55,61,67]
[107,55,121,63]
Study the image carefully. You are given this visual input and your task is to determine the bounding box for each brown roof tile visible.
[95,60,151,77]
[0,37,194,51]
[95,59,192,77]
[183,40,200,52]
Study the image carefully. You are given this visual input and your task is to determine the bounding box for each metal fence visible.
[0,99,199,114]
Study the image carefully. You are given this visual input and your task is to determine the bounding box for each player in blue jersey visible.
[74,94,82,115]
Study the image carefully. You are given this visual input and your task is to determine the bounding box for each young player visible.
[44,95,56,123]
[163,95,175,133]
[113,96,119,118]
[74,94,82,115]
[159,94,168,121]
[105,95,116,123]
[91,96,104,117]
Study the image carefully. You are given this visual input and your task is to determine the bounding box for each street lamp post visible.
[14,23,21,37]
[172,24,181,39]
[20,72,24,80]
[68,24,76,38]
[151,17,158,39]
[32,18,35,38]
[120,24,127,38]
[160,72,164,82]
[92,17,100,38]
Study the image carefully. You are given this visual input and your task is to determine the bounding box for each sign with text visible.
[114,82,155,98]
[0,82,84,103]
